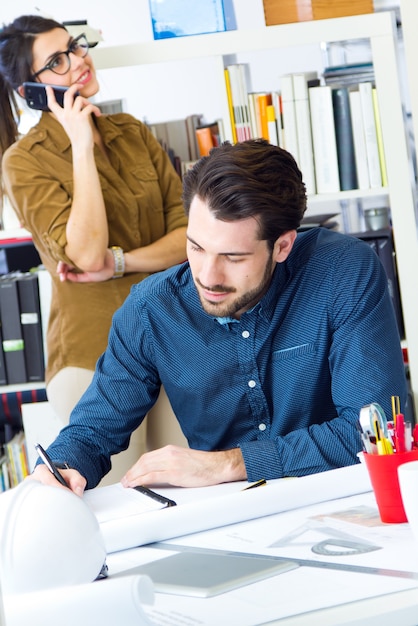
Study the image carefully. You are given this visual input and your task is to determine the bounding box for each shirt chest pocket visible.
[270,342,322,398]
[125,165,164,215]
[272,342,317,361]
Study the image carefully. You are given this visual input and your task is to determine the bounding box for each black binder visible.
[0,327,8,385]
[16,273,45,382]
[0,274,27,384]
[353,228,404,340]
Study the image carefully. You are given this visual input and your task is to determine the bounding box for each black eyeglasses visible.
[32,33,89,79]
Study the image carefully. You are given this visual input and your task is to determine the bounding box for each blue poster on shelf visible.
[149,0,236,40]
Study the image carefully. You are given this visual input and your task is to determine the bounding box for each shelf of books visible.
[91,10,418,416]
[0,431,30,492]
[0,241,49,490]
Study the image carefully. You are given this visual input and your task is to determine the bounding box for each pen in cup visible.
[35,443,69,488]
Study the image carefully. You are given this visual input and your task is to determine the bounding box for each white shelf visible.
[0,382,45,394]
[90,11,418,415]
[90,13,397,68]
[308,187,389,205]
[0,228,32,242]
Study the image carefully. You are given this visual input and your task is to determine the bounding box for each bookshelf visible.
[0,235,47,481]
[90,11,418,416]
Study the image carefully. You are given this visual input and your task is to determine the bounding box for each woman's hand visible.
[45,84,101,149]
[57,249,115,283]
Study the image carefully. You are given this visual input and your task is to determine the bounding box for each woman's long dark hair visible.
[0,15,66,161]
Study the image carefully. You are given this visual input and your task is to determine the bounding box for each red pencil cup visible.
[363,450,418,523]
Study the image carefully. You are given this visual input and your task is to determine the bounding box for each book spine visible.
[224,68,237,144]
[226,64,252,142]
[308,85,340,194]
[272,92,284,147]
[372,87,388,187]
[237,63,253,140]
[293,73,317,195]
[359,81,382,188]
[256,93,272,141]
[267,104,279,146]
[195,127,215,157]
[332,86,358,191]
[185,114,203,162]
[247,93,259,138]
[280,74,299,163]
[348,89,370,190]
[226,64,244,142]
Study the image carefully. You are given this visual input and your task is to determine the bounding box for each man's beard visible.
[196,255,274,319]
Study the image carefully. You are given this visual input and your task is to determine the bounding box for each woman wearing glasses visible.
[0,15,188,474]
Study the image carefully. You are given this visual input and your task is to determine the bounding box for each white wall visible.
[0,1,280,123]
[0,1,265,45]
[0,1,402,124]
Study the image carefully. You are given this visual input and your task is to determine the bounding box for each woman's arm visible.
[46,85,109,272]
[57,226,187,282]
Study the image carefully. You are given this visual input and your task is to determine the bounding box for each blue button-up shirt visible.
[48,228,407,487]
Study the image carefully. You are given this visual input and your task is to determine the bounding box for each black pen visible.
[134,485,177,507]
[35,443,69,488]
[242,478,267,490]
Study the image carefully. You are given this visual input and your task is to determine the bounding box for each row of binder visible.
[0,271,45,386]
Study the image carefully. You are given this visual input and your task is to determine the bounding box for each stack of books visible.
[148,114,225,177]
[0,431,29,491]
[224,61,387,196]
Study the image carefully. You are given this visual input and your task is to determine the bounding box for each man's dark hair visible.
[182,139,307,249]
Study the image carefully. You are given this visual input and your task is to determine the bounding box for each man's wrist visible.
[220,448,247,482]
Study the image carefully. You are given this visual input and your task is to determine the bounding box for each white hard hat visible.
[0,480,107,594]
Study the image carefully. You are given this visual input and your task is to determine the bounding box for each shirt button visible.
[248,380,256,388]
[242,330,250,338]
[259,423,266,431]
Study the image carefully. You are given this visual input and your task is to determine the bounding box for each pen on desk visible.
[242,479,267,490]
[134,485,177,507]
[35,443,68,488]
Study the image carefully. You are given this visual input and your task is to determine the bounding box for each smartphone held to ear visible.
[23,82,79,111]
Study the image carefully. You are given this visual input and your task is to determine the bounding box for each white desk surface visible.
[103,482,418,625]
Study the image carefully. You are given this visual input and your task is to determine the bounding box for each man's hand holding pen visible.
[29,463,86,497]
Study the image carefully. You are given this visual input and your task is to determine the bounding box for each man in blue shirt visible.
[32,139,407,493]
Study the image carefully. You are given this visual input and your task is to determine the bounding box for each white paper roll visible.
[4,574,155,626]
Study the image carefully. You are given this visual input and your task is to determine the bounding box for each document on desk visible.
[104,492,418,626]
[83,463,373,553]
[84,483,168,523]
[106,491,418,626]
